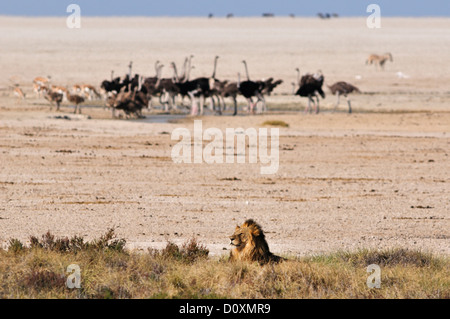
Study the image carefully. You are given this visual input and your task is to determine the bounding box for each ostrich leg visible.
[232,97,238,116]
[199,95,205,116]
[247,97,255,114]
[347,97,352,114]
[220,96,226,112]
[214,96,222,115]
[333,92,340,113]
[305,97,312,114]
[315,93,320,114]
[189,92,198,116]
[260,95,266,113]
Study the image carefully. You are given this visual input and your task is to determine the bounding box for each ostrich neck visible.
[187,56,193,81]
[172,64,180,83]
[156,66,163,87]
[154,61,160,77]
[212,57,218,79]
[180,58,188,80]
[243,62,250,81]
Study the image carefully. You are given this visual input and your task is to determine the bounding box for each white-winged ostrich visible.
[327,81,360,114]
[238,60,265,114]
[295,70,325,114]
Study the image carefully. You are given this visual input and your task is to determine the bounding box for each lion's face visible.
[229,226,250,250]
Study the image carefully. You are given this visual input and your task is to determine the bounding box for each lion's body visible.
[229,219,283,265]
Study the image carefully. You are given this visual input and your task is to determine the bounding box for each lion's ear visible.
[250,225,260,237]
[235,225,240,231]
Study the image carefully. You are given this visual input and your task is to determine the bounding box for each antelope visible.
[366,53,393,70]
[13,87,26,104]
[33,83,47,98]
[80,84,101,101]
[33,76,51,87]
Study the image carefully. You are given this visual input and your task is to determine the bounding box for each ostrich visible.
[238,60,265,114]
[44,90,63,111]
[157,64,180,112]
[66,91,85,114]
[366,53,393,70]
[327,81,360,114]
[295,71,325,114]
[101,75,125,95]
[260,78,283,96]
[142,62,165,109]
[187,56,219,116]
[220,82,239,116]
[113,78,148,119]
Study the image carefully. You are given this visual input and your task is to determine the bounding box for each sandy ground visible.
[0,17,449,257]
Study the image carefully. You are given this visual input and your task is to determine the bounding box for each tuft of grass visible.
[338,248,436,267]
[262,120,289,128]
[149,238,209,264]
[8,238,25,254]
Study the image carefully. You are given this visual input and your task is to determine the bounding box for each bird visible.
[238,60,265,114]
[44,90,63,111]
[66,91,85,114]
[327,81,360,114]
[295,71,325,114]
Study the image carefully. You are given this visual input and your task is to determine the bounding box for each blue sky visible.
[1,0,449,17]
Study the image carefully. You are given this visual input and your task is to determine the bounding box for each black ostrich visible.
[327,81,360,114]
[185,56,219,116]
[295,71,325,114]
[238,60,265,114]
[259,78,283,96]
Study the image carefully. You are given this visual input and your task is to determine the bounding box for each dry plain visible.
[0,17,449,258]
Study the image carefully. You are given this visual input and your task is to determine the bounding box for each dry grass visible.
[262,120,290,128]
[0,230,448,299]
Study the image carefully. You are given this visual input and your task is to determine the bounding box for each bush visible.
[8,238,25,254]
[150,238,209,264]
[7,228,127,254]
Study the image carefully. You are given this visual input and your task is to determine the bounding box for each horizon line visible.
[1,14,449,18]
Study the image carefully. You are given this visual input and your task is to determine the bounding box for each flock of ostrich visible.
[13,53,394,119]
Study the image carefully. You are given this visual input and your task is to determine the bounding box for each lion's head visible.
[229,219,283,265]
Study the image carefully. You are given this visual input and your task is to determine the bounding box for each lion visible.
[229,219,284,265]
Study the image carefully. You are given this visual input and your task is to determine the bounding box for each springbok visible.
[13,87,26,104]
[79,84,101,101]
[33,76,51,87]
[33,83,48,98]
[366,53,393,70]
